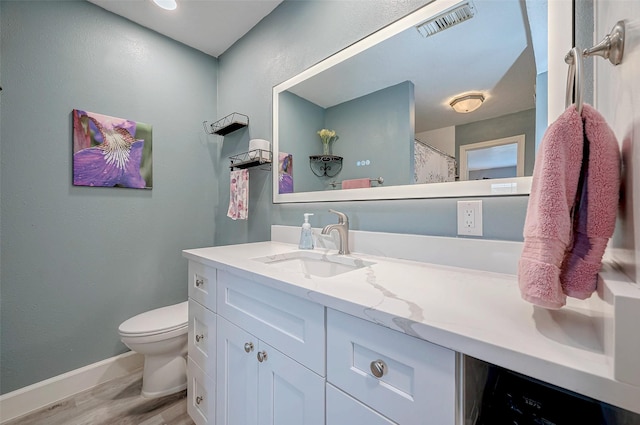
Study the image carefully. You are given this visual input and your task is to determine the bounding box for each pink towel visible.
[560,104,620,299]
[342,178,371,189]
[518,104,620,309]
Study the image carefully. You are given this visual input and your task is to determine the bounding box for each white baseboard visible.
[0,351,144,423]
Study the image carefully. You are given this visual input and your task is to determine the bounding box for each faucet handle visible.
[328,209,348,224]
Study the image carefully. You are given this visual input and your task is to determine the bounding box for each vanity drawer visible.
[188,261,217,310]
[188,299,217,376]
[327,384,397,425]
[327,309,456,425]
[216,270,325,376]
[187,356,215,425]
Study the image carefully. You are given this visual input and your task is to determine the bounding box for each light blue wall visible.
[0,1,218,393]
[280,81,414,192]
[216,0,528,244]
[325,81,414,187]
[279,91,326,192]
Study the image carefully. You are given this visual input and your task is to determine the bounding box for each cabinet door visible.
[216,317,259,425]
[326,384,397,425]
[257,340,325,425]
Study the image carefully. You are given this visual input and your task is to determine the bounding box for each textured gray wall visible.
[215,0,528,244]
[0,1,218,393]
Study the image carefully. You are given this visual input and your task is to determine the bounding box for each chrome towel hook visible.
[564,20,625,115]
[585,20,625,66]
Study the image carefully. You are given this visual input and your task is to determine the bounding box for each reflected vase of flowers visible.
[317,129,338,155]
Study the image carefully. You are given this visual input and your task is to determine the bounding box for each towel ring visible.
[565,47,584,114]
[564,20,625,115]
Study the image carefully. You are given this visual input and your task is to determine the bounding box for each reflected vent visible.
[416,1,476,38]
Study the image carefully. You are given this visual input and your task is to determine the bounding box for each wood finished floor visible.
[3,370,194,425]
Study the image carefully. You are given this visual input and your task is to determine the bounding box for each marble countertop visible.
[183,240,640,413]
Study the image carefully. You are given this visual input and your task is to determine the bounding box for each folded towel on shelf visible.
[342,178,371,189]
[560,104,620,299]
[518,104,620,309]
[227,169,249,220]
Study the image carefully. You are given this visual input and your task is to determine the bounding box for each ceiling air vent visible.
[416,1,476,38]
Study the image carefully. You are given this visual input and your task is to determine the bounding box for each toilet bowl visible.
[118,301,188,398]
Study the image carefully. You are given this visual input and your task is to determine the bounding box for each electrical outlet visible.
[457,200,483,236]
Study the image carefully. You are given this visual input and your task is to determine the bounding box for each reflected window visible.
[459,135,525,181]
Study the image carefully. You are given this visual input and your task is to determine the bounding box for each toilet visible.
[118,301,188,398]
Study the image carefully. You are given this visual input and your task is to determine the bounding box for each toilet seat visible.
[119,301,188,338]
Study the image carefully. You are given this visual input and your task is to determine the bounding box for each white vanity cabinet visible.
[215,270,326,425]
[187,262,218,425]
[186,258,457,425]
[326,309,457,425]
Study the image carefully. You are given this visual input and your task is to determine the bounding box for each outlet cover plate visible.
[457,200,483,236]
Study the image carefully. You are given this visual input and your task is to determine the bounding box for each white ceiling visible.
[87,0,283,57]
[88,0,547,135]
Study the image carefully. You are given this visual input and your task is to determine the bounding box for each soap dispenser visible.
[299,213,314,249]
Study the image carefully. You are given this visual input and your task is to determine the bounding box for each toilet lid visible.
[119,301,188,336]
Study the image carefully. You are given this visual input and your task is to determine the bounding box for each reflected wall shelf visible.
[309,155,343,177]
[203,112,249,136]
[230,149,272,170]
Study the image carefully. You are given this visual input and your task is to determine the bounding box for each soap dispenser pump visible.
[299,213,314,249]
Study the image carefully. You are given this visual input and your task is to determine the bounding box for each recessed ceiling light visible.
[152,0,177,11]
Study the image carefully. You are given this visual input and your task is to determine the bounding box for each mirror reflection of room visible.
[276,0,546,194]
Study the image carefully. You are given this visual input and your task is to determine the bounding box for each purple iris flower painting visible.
[73,109,152,189]
[278,152,293,194]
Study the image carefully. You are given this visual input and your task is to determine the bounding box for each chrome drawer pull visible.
[244,342,254,353]
[370,360,387,378]
[195,395,204,405]
[195,334,205,342]
[257,351,268,362]
[195,278,204,287]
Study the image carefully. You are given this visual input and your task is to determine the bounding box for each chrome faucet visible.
[321,209,350,255]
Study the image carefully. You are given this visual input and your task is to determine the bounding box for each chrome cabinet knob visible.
[195,278,204,287]
[195,334,205,342]
[244,342,254,353]
[257,351,268,362]
[370,360,387,378]
[195,395,204,405]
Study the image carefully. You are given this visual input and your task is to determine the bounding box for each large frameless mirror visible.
[273,0,572,203]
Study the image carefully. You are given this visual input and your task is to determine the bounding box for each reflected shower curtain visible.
[413,139,456,183]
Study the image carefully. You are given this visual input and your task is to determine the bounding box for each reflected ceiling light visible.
[449,93,485,113]
[152,0,177,10]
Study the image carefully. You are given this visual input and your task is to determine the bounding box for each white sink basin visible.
[253,251,375,278]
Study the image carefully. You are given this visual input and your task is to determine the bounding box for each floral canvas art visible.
[73,109,152,189]
[278,152,293,194]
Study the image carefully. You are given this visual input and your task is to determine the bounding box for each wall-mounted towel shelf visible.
[229,149,272,170]
[203,112,249,136]
[309,155,343,177]
[329,177,384,188]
